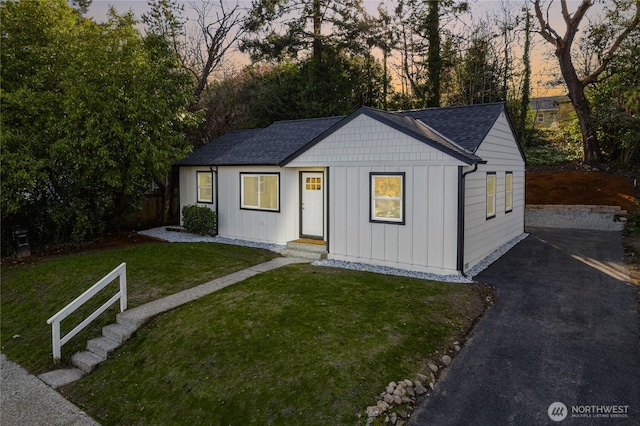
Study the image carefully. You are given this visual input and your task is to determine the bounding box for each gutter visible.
[457,163,480,276]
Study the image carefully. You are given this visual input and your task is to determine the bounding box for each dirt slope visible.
[526,167,638,211]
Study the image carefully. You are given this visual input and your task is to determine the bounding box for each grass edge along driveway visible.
[61,263,489,425]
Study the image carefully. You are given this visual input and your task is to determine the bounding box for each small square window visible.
[306,177,321,190]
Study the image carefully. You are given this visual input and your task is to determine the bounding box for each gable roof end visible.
[281,106,484,166]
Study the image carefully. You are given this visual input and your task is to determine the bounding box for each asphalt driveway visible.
[411,227,640,425]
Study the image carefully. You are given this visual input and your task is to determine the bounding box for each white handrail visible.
[47,262,127,362]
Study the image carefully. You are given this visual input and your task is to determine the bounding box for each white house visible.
[175,103,525,276]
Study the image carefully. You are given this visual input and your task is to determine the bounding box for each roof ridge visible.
[397,102,506,113]
[414,119,475,156]
[270,115,346,125]
[223,128,263,134]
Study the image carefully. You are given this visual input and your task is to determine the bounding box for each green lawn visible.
[1,242,278,373]
[2,243,488,424]
[60,264,486,425]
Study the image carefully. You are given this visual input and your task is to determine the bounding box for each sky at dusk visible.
[86,0,611,98]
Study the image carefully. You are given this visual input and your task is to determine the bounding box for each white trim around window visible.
[505,171,513,213]
[197,171,213,203]
[370,172,405,224]
[240,172,280,212]
[486,172,496,219]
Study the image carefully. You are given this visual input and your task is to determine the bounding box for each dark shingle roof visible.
[175,103,517,167]
[399,102,506,154]
[174,129,262,166]
[213,116,343,165]
[175,117,343,166]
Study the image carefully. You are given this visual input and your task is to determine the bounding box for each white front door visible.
[301,172,324,238]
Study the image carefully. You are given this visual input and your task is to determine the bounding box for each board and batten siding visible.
[287,114,464,274]
[179,166,216,213]
[217,166,299,244]
[179,165,300,245]
[463,112,525,271]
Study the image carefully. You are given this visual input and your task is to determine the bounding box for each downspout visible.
[457,163,479,276]
[325,167,330,254]
[210,166,218,236]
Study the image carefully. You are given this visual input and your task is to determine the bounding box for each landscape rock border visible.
[359,342,463,426]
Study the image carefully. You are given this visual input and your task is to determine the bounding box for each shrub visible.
[182,205,217,235]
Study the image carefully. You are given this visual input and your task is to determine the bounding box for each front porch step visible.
[68,323,129,375]
[71,351,105,374]
[86,336,120,359]
[281,239,327,260]
[102,323,134,344]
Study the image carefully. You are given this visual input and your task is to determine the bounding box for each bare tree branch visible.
[582,1,640,85]
[185,0,246,102]
[532,0,559,44]
[563,0,591,46]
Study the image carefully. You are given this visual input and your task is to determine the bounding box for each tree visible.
[225,47,387,128]
[533,0,640,164]
[445,27,504,106]
[520,5,532,139]
[143,0,245,108]
[242,0,371,63]
[70,0,92,15]
[426,0,441,107]
[589,29,640,163]
[0,0,197,249]
[394,0,469,107]
[142,0,245,222]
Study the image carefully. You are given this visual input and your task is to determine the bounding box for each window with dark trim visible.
[505,172,513,213]
[197,171,213,203]
[486,172,496,219]
[240,173,280,211]
[370,173,405,224]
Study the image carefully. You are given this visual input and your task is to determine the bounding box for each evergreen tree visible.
[0,0,197,248]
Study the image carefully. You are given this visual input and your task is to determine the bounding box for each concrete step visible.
[280,248,327,260]
[38,367,85,389]
[86,336,120,359]
[102,323,133,345]
[116,310,146,331]
[286,240,327,253]
[71,351,105,374]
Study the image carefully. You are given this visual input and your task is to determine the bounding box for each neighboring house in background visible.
[530,95,572,128]
[175,103,525,276]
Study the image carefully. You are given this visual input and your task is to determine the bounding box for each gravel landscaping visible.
[314,233,528,283]
[141,203,624,284]
[139,226,529,283]
[137,226,286,253]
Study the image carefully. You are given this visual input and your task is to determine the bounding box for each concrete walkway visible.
[1,353,99,426]
[1,256,308,426]
[410,228,640,425]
